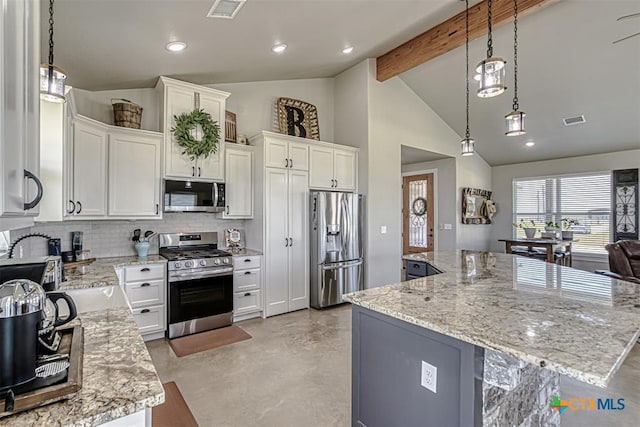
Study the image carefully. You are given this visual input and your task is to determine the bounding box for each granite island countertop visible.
[345,250,640,387]
[61,255,167,291]
[2,307,165,426]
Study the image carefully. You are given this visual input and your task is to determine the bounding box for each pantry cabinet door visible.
[264,168,289,317]
[108,131,161,217]
[72,120,108,217]
[288,170,309,312]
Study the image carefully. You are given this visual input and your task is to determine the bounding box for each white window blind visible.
[513,173,612,255]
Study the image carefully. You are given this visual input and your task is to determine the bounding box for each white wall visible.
[362,59,492,288]
[457,153,493,251]
[72,88,160,131]
[491,149,640,271]
[402,158,457,251]
[210,78,335,142]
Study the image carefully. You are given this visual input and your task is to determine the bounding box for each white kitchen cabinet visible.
[156,76,229,182]
[120,262,167,341]
[223,143,253,219]
[70,117,108,218]
[309,145,358,191]
[253,132,310,317]
[264,133,309,171]
[232,255,262,321]
[108,130,162,217]
[0,0,42,230]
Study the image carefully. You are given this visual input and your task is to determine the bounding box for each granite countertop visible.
[2,308,164,426]
[227,248,263,257]
[345,250,640,387]
[61,255,167,291]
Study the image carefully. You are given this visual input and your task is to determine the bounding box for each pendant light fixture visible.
[461,0,475,156]
[40,0,66,103]
[505,0,526,135]
[476,0,506,98]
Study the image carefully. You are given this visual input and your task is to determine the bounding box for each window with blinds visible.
[513,173,612,255]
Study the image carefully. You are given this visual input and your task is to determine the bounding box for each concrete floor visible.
[147,305,640,426]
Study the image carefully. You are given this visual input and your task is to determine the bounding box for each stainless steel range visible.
[159,232,233,339]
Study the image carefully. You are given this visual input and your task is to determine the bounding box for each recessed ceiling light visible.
[166,41,187,52]
[525,141,535,147]
[341,46,354,54]
[272,43,287,53]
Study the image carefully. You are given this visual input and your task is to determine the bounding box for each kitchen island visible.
[344,251,640,426]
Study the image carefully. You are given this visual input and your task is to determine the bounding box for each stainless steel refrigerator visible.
[310,191,364,309]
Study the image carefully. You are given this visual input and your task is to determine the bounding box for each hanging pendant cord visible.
[487,0,493,58]
[48,0,55,66]
[512,0,519,111]
[465,0,470,139]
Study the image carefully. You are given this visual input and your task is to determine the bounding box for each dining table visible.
[498,238,575,266]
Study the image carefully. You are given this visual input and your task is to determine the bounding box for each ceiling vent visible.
[562,115,587,126]
[207,0,246,19]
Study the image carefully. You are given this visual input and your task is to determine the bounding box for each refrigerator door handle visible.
[321,259,363,271]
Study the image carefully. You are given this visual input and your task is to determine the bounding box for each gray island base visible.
[345,251,640,427]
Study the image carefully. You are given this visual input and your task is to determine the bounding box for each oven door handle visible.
[169,268,233,282]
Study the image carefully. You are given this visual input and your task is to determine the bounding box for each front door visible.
[403,174,435,254]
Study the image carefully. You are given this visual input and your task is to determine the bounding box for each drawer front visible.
[233,269,261,292]
[125,264,166,282]
[234,290,261,315]
[131,304,165,335]
[232,256,261,270]
[125,279,165,308]
[405,260,427,277]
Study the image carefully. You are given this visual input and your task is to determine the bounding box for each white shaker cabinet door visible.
[71,120,108,217]
[309,146,334,190]
[224,146,253,218]
[196,91,225,181]
[108,131,161,217]
[288,170,309,312]
[288,141,309,171]
[164,86,196,179]
[264,137,288,169]
[264,168,289,317]
[333,149,357,191]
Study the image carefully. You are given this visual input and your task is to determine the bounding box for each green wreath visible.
[171,109,220,160]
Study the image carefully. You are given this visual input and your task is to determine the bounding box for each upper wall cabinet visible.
[223,143,253,219]
[0,0,42,231]
[156,77,230,182]
[309,144,358,192]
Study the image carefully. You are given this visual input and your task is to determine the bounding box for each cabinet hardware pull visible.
[68,200,76,214]
[141,283,151,287]
[226,205,230,215]
[244,259,251,262]
[23,170,44,210]
[192,166,195,177]
[335,180,338,187]
[289,238,293,247]
[156,204,159,215]
[140,309,150,314]
[244,271,251,275]
[76,201,82,214]
[198,167,201,177]
[289,158,293,168]
[285,238,289,247]
[141,268,150,272]
[285,158,289,168]
[244,293,251,297]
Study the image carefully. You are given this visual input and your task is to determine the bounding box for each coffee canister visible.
[0,279,46,390]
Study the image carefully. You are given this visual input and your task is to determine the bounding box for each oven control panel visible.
[169,257,232,271]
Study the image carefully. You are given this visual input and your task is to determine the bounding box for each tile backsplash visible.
[9,213,250,259]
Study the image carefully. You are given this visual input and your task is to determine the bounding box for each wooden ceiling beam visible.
[376,0,559,82]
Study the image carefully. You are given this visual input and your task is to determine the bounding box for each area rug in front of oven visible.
[168,326,252,357]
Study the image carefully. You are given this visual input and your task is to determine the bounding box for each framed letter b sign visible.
[276,97,320,140]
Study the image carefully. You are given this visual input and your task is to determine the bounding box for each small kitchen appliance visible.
[163,180,226,213]
[159,232,233,338]
[0,280,46,390]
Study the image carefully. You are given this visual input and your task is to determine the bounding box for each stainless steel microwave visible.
[163,180,225,213]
